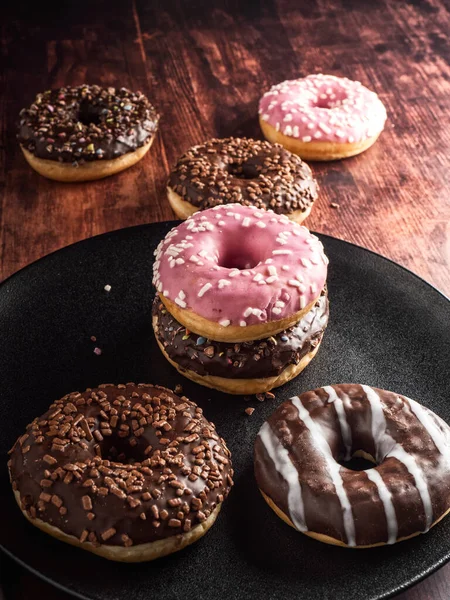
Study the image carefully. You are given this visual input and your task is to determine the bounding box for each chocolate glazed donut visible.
[18,85,159,181]
[152,289,329,394]
[254,384,450,547]
[8,384,233,562]
[167,137,318,223]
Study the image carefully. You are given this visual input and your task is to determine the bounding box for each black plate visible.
[0,222,449,600]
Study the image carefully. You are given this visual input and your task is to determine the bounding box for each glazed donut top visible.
[152,288,329,380]
[168,137,318,215]
[8,384,233,547]
[152,204,328,328]
[18,85,159,163]
[259,74,387,144]
[255,384,450,547]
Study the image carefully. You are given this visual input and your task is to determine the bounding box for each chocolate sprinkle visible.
[9,383,233,547]
[153,288,329,380]
[18,85,159,164]
[168,137,318,215]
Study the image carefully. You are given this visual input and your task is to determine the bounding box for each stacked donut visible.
[152,203,329,394]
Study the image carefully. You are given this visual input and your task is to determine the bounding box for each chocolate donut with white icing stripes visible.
[254,384,450,547]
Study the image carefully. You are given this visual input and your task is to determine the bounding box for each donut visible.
[254,384,450,548]
[259,74,387,161]
[167,138,318,224]
[8,383,233,562]
[18,85,159,182]
[152,204,328,343]
[152,288,329,394]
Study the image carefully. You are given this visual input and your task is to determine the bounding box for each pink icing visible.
[259,74,387,144]
[153,204,328,328]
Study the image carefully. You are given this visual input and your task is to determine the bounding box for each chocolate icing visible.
[18,85,159,163]
[8,384,233,548]
[254,384,450,546]
[152,289,328,379]
[168,137,318,215]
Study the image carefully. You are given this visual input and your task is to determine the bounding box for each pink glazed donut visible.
[259,74,387,161]
[152,204,328,343]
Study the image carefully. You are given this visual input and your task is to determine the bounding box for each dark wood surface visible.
[1,0,450,598]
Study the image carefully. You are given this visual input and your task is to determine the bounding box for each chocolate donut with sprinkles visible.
[152,204,328,344]
[167,137,318,224]
[152,288,329,395]
[255,384,450,548]
[18,85,159,182]
[8,383,233,562]
[259,74,387,161]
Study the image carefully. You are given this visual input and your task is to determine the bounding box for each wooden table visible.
[1,0,449,598]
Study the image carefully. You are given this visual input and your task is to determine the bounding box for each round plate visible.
[0,222,449,600]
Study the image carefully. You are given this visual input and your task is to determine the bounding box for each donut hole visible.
[98,435,147,465]
[77,100,103,126]
[314,89,348,109]
[218,245,262,270]
[226,162,258,180]
[338,450,376,471]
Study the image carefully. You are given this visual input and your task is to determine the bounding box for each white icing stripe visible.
[258,422,307,531]
[365,469,398,544]
[324,385,352,461]
[389,446,433,530]
[407,397,450,458]
[291,397,356,546]
[362,385,433,531]
[362,385,392,461]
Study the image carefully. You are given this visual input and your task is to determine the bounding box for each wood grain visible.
[1,0,450,598]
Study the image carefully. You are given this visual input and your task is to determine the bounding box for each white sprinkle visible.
[186,235,193,240]
[244,307,253,318]
[163,290,169,297]
[175,258,185,265]
[178,290,186,300]
[240,320,247,327]
[272,249,293,255]
[218,279,231,289]
[272,307,282,315]
[198,283,212,297]
[198,249,209,258]
[275,301,285,308]
[229,270,240,277]
[189,255,199,263]
[282,265,290,271]
[218,220,225,226]
[104,284,111,292]
[302,135,312,142]
[310,283,318,294]
[300,297,307,309]
[219,319,231,327]
[242,217,251,227]
[301,257,312,268]
[175,298,187,308]
[256,221,266,229]
[266,275,278,284]
[288,279,302,287]
[253,273,263,282]
[268,266,277,276]
[265,258,274,264]
[258,280,267,285]
[234,213,241,220]
[157,282,163,292]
